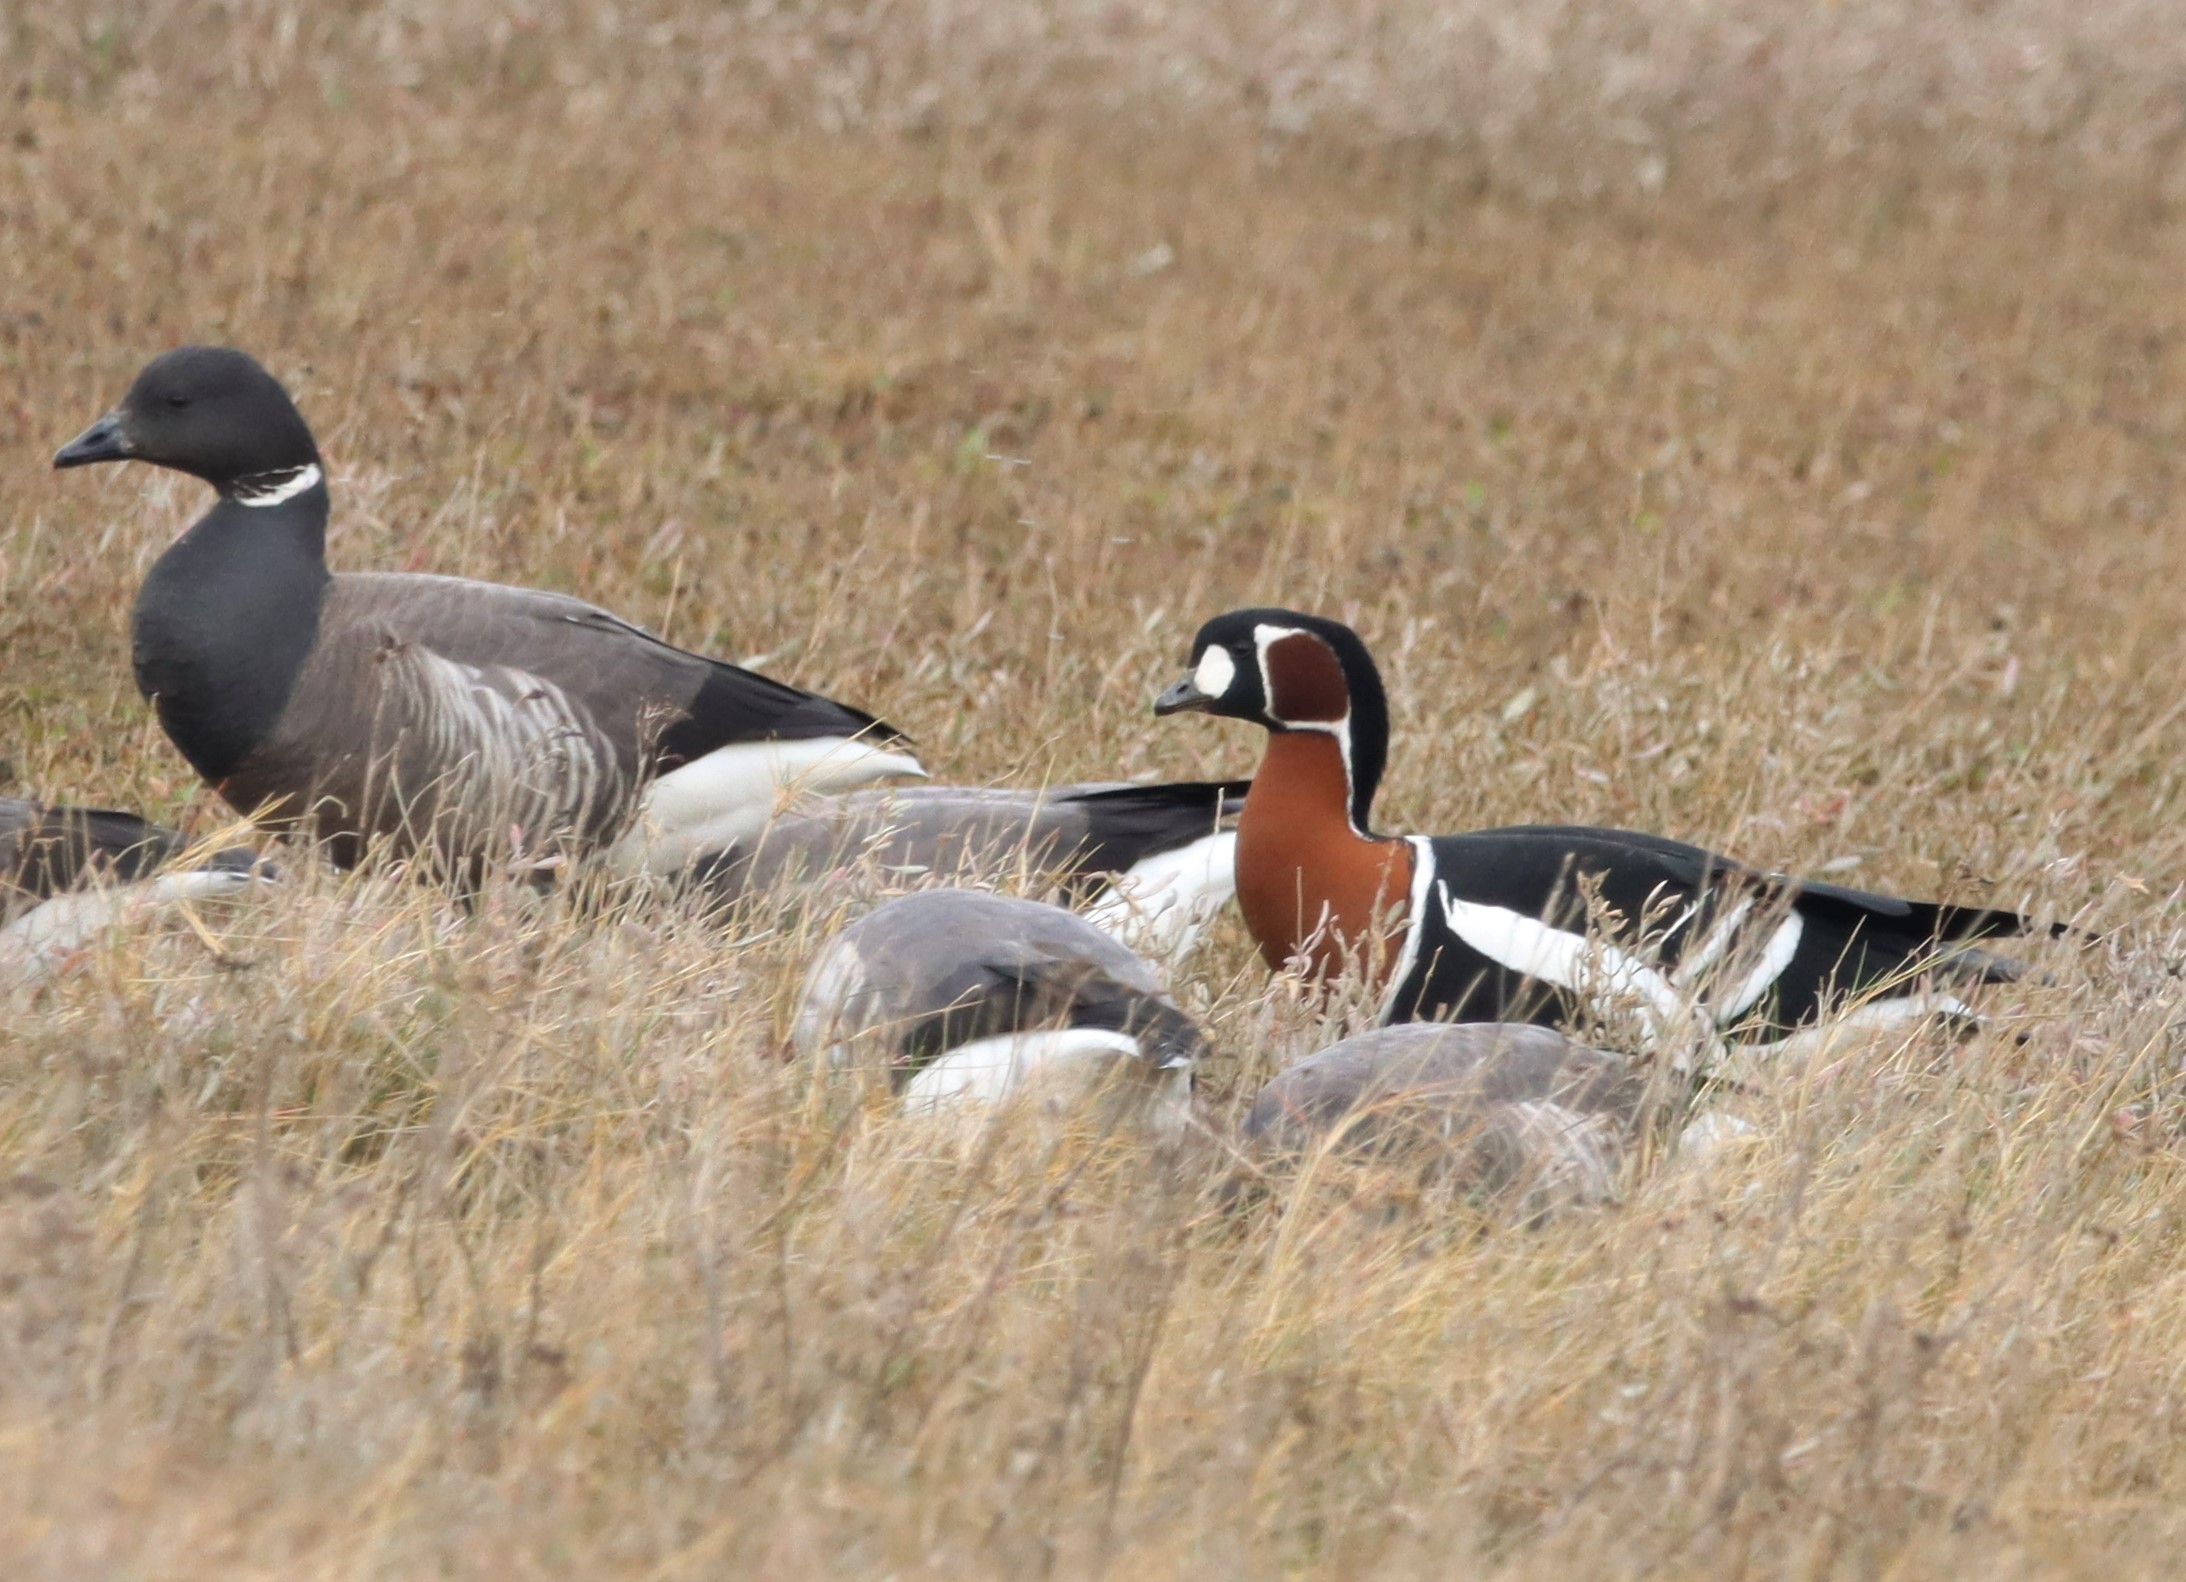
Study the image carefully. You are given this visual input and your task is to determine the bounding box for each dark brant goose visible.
[1243,1022,1640,1212]
[790,887,1205,1122]
[690,779,1245,955]
[55,348,921,876]
[1,796,272,987]
[1154,608,2046,1057]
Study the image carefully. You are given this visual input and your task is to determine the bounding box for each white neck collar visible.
[231,462,322,508]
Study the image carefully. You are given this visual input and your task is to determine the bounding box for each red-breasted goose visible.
[1154,608,2046,1055]
[1243,1022,1639,1211]
[790,888,1204,1122]
[689,779,1245,955]
[54,348,921,877]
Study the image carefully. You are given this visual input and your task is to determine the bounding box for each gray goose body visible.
[203,568,905,872]
[57,347,918,875]
[691,779,1245,954]
[791,888,1205,1120]
[1243,1022,1643,1213]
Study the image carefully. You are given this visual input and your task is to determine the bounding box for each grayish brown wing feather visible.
[790,888,1199,1077]
[2,796,269,923]
[220,576,648,865]
[695,787,1122,902]
[688,780,1242,909]
[1244,1022,1645,1213]
[224,572,895,868]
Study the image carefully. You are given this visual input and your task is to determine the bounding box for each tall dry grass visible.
[5,1,2186,1575]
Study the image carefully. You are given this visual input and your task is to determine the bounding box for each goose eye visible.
[165,394,190,409]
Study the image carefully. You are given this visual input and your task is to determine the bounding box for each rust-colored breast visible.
[1234,731,1414,988]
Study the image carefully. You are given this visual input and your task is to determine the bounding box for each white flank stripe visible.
[1717,910,1806,1019]
[1438,885,1688,1034]
[233,462,322,507]
[1675,1110,1759,1163]
[1081,830,1237,959]
[899,1027,1144,1115]
[395,650,615,851]
[1375,836,1440,1022]
[1498,1100,1625,1208]
[789,934,871,1064]
[604,737,927,877]
[1670,896,1754,987]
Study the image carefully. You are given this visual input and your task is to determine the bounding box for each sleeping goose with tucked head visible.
[54,347,921,878]
[1242,1022,1641,1214]
[791,887,1204,1125]
[1154,608,2049,1062]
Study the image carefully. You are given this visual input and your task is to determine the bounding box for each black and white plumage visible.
[1154,607,2049,1059]
[1385,824,2034,1047]
[790,888,1205,1122]
[688,779,1245,956]
[1243,1022,1641,1211]
[54,347,921,877]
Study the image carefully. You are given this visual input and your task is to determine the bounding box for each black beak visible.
[53,411,132,469]
[1153,676,1215,716]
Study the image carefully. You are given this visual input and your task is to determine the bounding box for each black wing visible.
[1054,779,1247,890]
[1398,825,2041,1034]
[1,799,185,899]
[556,607,913,771]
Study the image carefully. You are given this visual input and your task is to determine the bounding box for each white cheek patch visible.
[1193,645,1237,700]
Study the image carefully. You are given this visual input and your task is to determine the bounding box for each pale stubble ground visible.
[4,4,2186,1576]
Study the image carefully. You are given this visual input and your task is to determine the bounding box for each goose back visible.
[223,572,900,869]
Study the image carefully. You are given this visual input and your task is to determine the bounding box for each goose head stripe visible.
[1155,608,1413,984]
[1154,608,1389,833]
[1156,607,2054,1064]
[56,347,923,878]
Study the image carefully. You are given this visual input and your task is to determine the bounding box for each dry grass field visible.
[7,2,2186,1575]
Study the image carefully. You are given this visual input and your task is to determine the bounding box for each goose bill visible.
[1152,676,1215,715]
[53,411,133,469]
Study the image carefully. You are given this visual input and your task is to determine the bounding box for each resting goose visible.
[2,795,266,912]
[0,796,273,988]
[54,347,921,877]
[689,778,1246,956]
[1243,1022,1641,1211]
[4,797,192,912]
[790,887,1204,1123]
[1154,608,2048,1060]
